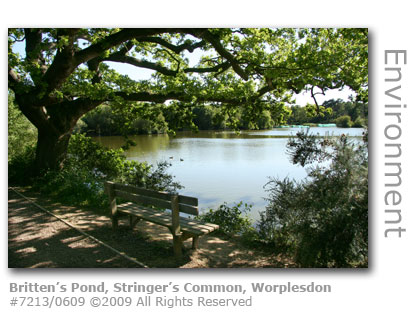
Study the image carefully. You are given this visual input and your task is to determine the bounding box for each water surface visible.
[95,127,365,221]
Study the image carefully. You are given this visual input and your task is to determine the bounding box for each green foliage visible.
[323,99,368,122]
[287,99,368,126]
[8,28,368,171]
[335,115,353,128]
[33,165,107,207]
[286,130,332,167]
[352,116,366,128]
[77,102,280,135]
[287,105,309,125]
[77,103,168,136]
[8,92,37,161]
[256,110,275,129]
[8,92,38,184]
[68,134,182,191]
[33,134,182,207]
[258,131,368,267]
[197,202,254,236]
[8,145,37,185]
[192,105,227,130]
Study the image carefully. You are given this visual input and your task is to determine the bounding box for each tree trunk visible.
[35,129,72,173]
[14,93,102,174]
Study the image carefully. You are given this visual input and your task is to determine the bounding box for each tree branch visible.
[74,29,169,64]
[105,53,178,76]
[24,28,43,61]
[189,29,249,81]
[24,28,49,79]
[40,29,168,95]
[136,36,206,54]
[8,66,20,88]
[185,61,230,73]
[105,47,230,76]
[310,86,325,112]
[113,91,186,103]
[48,97,103,125]
[112,89,260,106]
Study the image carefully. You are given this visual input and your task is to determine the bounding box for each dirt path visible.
[8,187,293,268]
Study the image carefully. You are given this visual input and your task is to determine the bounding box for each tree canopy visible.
[8,28,368,171]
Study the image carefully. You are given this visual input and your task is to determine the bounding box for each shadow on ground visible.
[8,188,293,268]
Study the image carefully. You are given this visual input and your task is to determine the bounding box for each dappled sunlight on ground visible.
[9,187,294,268]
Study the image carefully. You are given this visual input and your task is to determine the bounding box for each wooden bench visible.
[104,181,219,257]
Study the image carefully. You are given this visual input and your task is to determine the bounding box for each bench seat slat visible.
[117,203,218,236]
[178,195,198,207]
[105,181,219,256]
[112,182,198,206]
[115,190,198,216]
[114,183,172,201]
[115,190,172,210]
[178,203,199,216]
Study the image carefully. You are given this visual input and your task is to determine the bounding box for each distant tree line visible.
[75,98,367,136]
[287,98,368,128]
[75,102,283,136]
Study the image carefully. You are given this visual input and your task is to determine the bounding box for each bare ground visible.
[8,187,294,268]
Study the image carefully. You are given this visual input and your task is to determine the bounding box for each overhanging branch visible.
[136,36,206,54]
[189,29,249,81]
[105,53,178,77]
[111,86,272,106]
[40,29,169,96]
[8,67,20,87]
[185,61,230,74]
[310,86,325,112]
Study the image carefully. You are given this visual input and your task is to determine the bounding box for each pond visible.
[94,127,366,221]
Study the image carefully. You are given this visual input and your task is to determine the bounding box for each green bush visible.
[34,165,108,207]
[78,103,168,136]
[8,92,37,162]
[8,145,37,185]
[258,131,368,267]
[33,134,182,207]
[8,92,38,185]
[352,116,366,128]
[335,115,353,128]
[196,202,254,236]
[72,119,88,134]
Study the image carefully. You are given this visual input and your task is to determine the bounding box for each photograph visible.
[8,28,368,268]
[3,1,409,319]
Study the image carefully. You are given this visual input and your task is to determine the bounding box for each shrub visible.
[352,116,366,128]
[8,92,38,185]
[8,145,37,185]
[72,119,88,134]
[8,92,37,162]
[335,115,353,128]
[34,165,108,207]
[33,134,182,207]
[196,202,254,236]
[258,131,368,267]
[78,103,168,136]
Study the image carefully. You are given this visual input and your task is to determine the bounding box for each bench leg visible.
[112,216,118,230]
[129,216,141,229]
[192,236,199,250]
[173,234,183,258]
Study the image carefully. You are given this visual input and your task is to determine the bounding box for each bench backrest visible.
[104,181,199,216]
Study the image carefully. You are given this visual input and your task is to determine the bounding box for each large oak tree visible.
[8,28,367,172]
